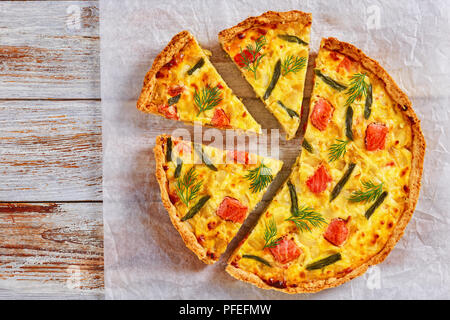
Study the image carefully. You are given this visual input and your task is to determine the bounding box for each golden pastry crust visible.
[137,31,193,114]
[218,10,312,45]
[225,37,426,293]
[154,134,215,264]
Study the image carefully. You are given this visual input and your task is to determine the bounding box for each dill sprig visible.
[263,217,281,249]
[175,167,203,207]
[328,139,350,162]
[286,205,326,233]
[281,55,306,76]
[245,162,273,193]
[194,85,222,116]
[345,73,369,107]
[239,35,266,79]
[349,180,384,203]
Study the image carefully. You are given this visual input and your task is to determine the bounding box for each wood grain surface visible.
[0,0,103,299]
[0,100,101,201]
[0,0,311,299]
[0,1,99,99]
[0,202,103,297]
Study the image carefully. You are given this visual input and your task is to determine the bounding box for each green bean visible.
[166,137,172,162]
[302,138,313,153]
[181,195,211,221]
[242,254,272,267]
[277,101,299,118]
[314,69,347,91]
[174,157,182,178]
[306,253,342,270]
[365,191,388,219]
[264,59,281,100]
[330,163,356,202]
[365,83,373,119]
[287,180,299,216]
[168,94,181,106]
[193,144,218,171]
[277,34,308,46]
[346,106,354,141]
[187,58,205,75]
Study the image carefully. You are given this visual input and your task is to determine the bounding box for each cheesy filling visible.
[229,46,412,287]
[222,22,311,140]
[162,137,283,262]
[152,36,261,133]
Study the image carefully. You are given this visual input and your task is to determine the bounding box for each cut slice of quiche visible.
[137,31,261,134]
[226,38,425,293]
[218,11,312,140]
[154,134,283,264]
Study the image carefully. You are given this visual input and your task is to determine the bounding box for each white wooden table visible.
[0,1,103,299]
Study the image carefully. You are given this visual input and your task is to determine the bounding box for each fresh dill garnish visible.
[194,85,222,116]
[244,161,273,193]
[328,139,350,162]
[263,217,281,249]
[286,205,326,233]
[175,166,203,207]
[345,73,369,107]
[239,35,266,79]
[281,55,306,76]
[349,180,384,203]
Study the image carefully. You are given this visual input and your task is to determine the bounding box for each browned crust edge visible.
[154,134,215,264]
[137,31,193,114]
[218,10,312,45]
[225,37,426,294]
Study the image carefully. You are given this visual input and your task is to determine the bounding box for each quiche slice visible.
[137,31,261,134]
[225,38,425,293]
[218,11,312,140]
[154,135,283,264]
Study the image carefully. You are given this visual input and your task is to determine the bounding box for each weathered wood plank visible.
[0,100,101,201]
[0,1,99,99]
[0,202,103,293]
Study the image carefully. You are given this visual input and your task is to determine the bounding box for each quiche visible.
[218,11,312,140]
[137,31,261,134]
[154,135,283,264]
[225,38,425,293]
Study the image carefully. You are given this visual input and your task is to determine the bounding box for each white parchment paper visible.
[101,0,450,299]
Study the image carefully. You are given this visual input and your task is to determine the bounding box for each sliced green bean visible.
[345,106,354,141]
[364,83,373,119]
[181,195,211,221]
[302,138,313,153]
[193,144,218,171]
[166,137,172,162]
[168,94,181,106]
[242,254,272,267]
[314,69,347,91]
[365,191,388,219]
[264,59,281,100]
[174,157,182,178]
[187,58,205,75]
[287,180,299,216]
[277,101,299,118]
[330,163,356,202]
[277,34,308,46]
[306,253,342,270]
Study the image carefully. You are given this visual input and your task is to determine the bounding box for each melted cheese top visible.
[153,37,261,133]
[163,137,283,262]
[230,47,413,287]
[223,22,311,139]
